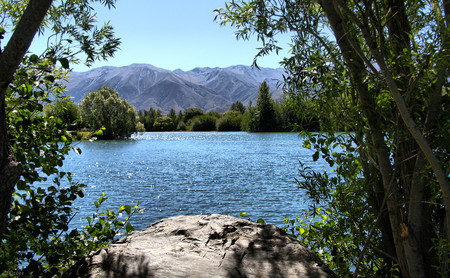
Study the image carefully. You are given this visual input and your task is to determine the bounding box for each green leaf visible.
[126,222,134,233]
[44,75,55,83]
[256,218,266,224]
[94,129,104,136]
[123,205,131,214]
[58,58,70,69]
[312,151,320,161]
[29,54,39,63]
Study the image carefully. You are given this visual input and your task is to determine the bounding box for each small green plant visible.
[1,187,141,277]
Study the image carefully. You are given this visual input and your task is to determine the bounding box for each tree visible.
[44,97,79,130]
[139,107,159,131]
[0,0,120,242]
[217,110,243,131]
[183,107,204,123]
[230,100,246,114]
[0,1,142,275]
[190,114,218,131]
[168,108,177,121]
[217,1,449,277]
[250,81,276,132]
[136,121,146,132]
[153,116,175,131]
[79,87,137,139]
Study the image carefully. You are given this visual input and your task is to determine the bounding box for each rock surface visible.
[68,214,336,278]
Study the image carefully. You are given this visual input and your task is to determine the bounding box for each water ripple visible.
[55,132,331,231]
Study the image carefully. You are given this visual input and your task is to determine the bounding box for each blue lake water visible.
[60,132,329,231]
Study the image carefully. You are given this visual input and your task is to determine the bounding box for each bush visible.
[183,107,204,122]
[153,117,175,131]
[190,115,217,131]
[177,121,187,131]
[217,111,242,131]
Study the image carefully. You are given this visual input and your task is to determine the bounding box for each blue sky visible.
[30,0,292,72]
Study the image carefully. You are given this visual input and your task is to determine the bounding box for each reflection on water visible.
[57,132,329,231]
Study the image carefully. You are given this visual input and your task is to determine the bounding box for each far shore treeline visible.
[46,82,322,140]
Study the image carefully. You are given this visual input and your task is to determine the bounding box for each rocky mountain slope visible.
[65,64,285,113]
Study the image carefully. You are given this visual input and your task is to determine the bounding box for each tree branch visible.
[375,53,450,247]
[0,0,53,102]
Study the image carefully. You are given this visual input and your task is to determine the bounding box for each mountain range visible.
[65,63,285,113]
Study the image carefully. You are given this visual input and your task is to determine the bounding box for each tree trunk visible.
[0,0,53,239]
[318,1,434,277]
[359,0,450,250]
[0,105,22,239]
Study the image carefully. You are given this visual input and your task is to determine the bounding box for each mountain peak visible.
[66,63,284,113]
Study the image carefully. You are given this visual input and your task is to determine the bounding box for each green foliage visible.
[137,108,162,131]
[217,0,449,277]
[255,81,276,131]
[282,207,398,278]
[83,193,140,251]
[6,55,72,188]
[190,115,217,131]
[239,103,253,131]
[167,108,178,125]
[176,121,187,131]
[183,107,204,123]
[0,1,141,275]
[153,116,175,131]
[79,87,137,139]
[136,121,146,132]
[0,0,120,68]
[2,187,140,277]
[135,99,317,133]
[217,111,242,131]
[245,81,303,132]
[229,101,246,114]
[2,56,140,276]
[44,97,79,130]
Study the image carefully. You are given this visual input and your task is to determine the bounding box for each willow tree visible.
[79,87,137,139]
[217,1,449,277]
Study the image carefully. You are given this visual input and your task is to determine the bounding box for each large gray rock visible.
[69,214,336,278]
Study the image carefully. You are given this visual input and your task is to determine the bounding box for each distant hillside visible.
[65,64,285,113]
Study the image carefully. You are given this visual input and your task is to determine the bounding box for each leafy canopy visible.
[0,0,141,276]
[216,0,449,277]
[79,87,137,139]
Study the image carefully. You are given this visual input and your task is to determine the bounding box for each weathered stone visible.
[68,214,336,278]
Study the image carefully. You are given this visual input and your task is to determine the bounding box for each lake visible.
[60,132,329,231]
